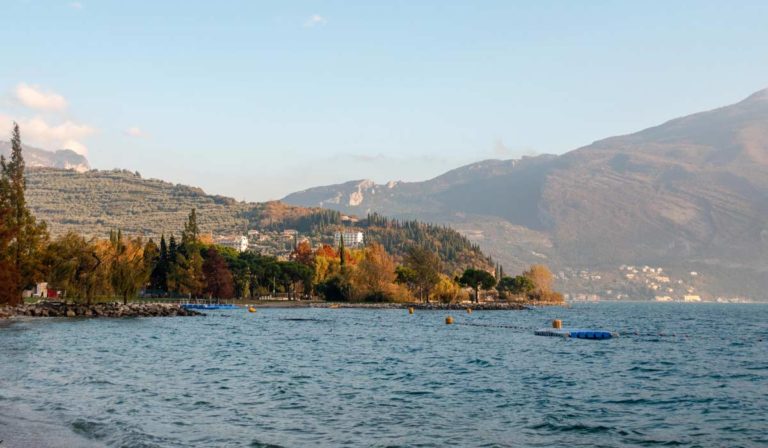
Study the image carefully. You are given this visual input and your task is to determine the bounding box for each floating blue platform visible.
[535,328,616,340]
[181,304,240,310]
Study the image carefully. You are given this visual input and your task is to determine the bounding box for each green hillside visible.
[26,168,492,274]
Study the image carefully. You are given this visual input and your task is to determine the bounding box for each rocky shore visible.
[0,302,203,319]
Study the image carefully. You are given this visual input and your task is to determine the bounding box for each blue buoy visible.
[534,328,616,340]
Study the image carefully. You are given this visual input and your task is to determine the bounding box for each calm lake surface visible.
[1,302,767,447]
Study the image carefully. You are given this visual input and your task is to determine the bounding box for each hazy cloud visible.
[492,139,541,159]
[69,2,83,9]
[0,114,95,155]
[124,126,147,138]
[15,83,68,111]
[493,139,513,157]
[304,14,327,28]
[325,152,455,165]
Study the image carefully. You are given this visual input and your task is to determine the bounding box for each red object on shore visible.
[47,289,59,299]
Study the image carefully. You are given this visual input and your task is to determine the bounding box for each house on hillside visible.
[216,235,249,252]
[334,230,364,248]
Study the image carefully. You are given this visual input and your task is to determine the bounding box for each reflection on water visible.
[1,302,767,447]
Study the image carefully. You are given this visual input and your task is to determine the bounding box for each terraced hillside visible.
[25,168,492,274]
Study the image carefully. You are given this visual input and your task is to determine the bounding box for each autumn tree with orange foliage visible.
[314,244,337,259]
[522,264,563,302]
[351,243,410,302]
[290,240,315,267]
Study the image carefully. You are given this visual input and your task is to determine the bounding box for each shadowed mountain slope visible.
[284,89,768,299]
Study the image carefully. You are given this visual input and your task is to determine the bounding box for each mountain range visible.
[284,89,768,300]
[0,141,90,172]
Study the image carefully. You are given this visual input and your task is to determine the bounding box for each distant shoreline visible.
[1,300,568,318]
[245,300,563,310]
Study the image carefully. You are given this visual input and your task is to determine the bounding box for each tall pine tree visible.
[0,149,19,303]
[0,124,48,304]
[150,234,169,291]
[182,208,199,245]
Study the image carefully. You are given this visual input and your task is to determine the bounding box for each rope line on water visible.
[454,322,694,339]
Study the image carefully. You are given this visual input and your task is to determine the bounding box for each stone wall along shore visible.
[0,302,202,319]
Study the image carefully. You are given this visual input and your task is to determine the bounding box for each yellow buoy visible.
[408,307,414,315]
[445,316,454,325]
[552,319,562,329]
[248,306,257,313]
[466,308,472,314]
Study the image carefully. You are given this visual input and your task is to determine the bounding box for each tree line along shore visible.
[1,123,563,316]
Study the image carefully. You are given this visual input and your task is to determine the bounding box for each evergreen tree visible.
[339,234,346,267]
[150,234,169,291]
[0,152,19,303]
[143,238,160,290]
[169,234,177,261]
[182,208,199,245]
[0,124,48,304]
[459,268,497,303]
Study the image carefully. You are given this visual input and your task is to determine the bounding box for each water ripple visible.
[1,303,767,447]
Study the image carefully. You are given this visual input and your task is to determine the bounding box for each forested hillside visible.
[25,168,492,274]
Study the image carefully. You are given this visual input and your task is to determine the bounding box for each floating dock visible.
[534,328,616,340]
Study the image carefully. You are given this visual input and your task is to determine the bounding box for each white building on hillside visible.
[217,235,249,252]
[334,230,364,248]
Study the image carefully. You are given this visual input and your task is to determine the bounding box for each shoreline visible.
[0,300,567,319]
[0,302,202,319]
[247,300,565,310]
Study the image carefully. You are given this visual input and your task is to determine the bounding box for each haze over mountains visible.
[284,89,768,300]
[0,141,89,172]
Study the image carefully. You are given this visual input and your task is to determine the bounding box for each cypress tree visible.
[159,234,168,261]
[151,234,169,291]
[0,152,19,304]
[7,124,25,284]
[182,208,199,245]
[0,124,48,303]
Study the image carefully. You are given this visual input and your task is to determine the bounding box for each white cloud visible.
[0,114,95,156]
[69,2,83,9]
[124,126,146,138]
[15,83,68,112]
[304,14,327,28]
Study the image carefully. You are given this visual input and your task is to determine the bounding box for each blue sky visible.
[1,0,767,201]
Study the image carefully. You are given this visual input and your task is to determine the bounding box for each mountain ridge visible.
[0,141,90,172]
[283,88,768,300]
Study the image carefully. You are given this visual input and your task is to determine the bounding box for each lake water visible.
[1,302,767,447]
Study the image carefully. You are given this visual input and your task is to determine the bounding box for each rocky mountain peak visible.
[0,141,90,172]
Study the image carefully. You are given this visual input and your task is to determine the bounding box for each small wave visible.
[70,418,110,440]
[623,436,687,446]
[250,440,286,448]
[529,421,613,434]
[467,358,492,367]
